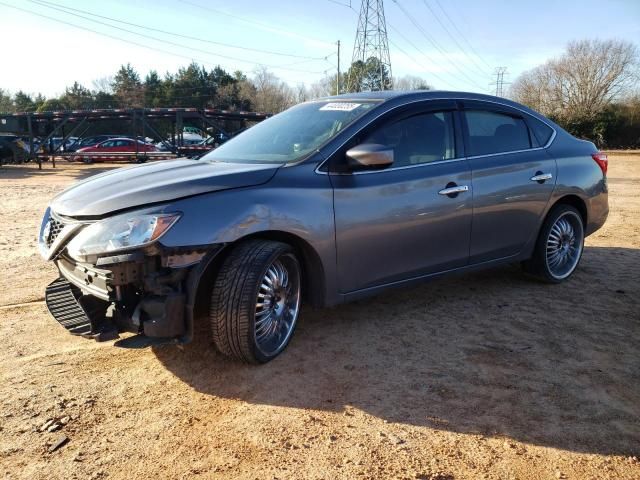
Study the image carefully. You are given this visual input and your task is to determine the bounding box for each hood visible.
[50,159,280,218]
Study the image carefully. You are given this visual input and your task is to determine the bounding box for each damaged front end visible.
[39,207,219,343]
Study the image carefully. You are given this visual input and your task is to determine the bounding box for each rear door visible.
[113,140,133,152]
[330,100,473,293]
[461,101,557,263]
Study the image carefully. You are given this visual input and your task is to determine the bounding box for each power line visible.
[388,38,455,89]
[0,2,228,71]
[179,0,334,48]
[30,0,325,61]
[419,0,492,78]
[433,0,493,71]
[26,0,326,74]
[326,0,353,7]
[389,0,488,91]
[389,23,480,92]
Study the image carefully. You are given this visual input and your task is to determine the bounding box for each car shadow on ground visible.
[153,245,640,457]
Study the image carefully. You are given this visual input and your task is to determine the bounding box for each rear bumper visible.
[586,188,609,236]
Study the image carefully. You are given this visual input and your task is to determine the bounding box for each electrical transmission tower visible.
[347,0,393,92]
[491,67,509,97]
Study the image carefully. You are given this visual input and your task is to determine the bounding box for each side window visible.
[464,110,531,156]
[363,111,455,167]
[101,140,114,148]
[526,115,554,147]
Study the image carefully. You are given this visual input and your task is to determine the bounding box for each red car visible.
[71,138,157,163]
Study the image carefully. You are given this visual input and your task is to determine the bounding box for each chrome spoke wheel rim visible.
[254,253,301,357]
[545,212,584,279]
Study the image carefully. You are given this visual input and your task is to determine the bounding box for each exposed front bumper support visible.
[57,256,113,301]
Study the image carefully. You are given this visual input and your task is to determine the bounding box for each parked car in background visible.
[39,91,608,364]
[0,134,20,163]
[70,137,157,162]
[66,135,120,152]
[156,132,204,151]
[176,133,231,158]
[0,134,44,163]
[45,137,79,153]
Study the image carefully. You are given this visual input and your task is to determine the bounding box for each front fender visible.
[158,162,339,306]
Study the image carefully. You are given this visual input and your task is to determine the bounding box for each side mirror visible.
[345,143,394,169]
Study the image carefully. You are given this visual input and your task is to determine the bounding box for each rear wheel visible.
[523,204,585,283]
[209,240,301,363]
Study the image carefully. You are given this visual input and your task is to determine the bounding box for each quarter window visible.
[363,111,456,167]
[464,110,531,156]
[527,115,554,146]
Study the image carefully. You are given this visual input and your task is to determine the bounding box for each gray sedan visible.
[39,91,608,363]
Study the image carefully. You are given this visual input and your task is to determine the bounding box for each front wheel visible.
[209,240,302,363]
[522,204,585,283]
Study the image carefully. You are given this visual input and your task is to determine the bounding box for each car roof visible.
[317,90,557,127]
[322,90,490,101]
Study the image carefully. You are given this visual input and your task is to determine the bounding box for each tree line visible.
[0,61,429,116]
[511,39,640,149]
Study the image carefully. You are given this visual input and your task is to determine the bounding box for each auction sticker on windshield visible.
[319,102,362,111]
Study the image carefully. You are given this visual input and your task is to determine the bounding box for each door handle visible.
[438,184,469,196]
[530,172,552,183]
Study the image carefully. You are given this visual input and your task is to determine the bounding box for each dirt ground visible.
[0,155,638,480]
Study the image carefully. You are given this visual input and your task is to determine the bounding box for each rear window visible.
[464,110,531,156]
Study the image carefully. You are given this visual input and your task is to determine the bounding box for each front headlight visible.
[67,212,181,263]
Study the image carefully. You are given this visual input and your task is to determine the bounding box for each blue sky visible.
[1,0,639,97]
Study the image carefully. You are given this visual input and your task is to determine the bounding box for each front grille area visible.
[46,217,65,248]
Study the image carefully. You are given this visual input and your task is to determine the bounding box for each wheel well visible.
[241,231,326,307]
[552,195,588,225]
[192,232,326,322]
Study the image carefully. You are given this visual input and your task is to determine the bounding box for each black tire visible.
[522,204,585,283]
[209,240,302,363]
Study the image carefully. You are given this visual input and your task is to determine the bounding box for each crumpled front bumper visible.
[46,253,190,343]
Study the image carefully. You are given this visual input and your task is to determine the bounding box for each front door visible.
[330,102,473,293]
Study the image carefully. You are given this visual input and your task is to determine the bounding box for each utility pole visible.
[348,0,392,92]
[337,40,341,95]
[491,67,509,97]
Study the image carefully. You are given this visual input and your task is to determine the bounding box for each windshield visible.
[201,100,378,164]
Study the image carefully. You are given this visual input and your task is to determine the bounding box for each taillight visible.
[591,152,608,176]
